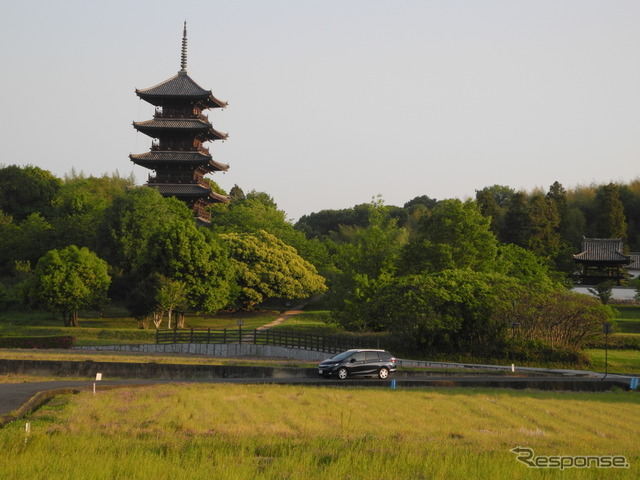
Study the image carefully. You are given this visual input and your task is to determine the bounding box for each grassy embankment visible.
[0,306,281,345]
[1,306,639,374]
[0,384,638,479]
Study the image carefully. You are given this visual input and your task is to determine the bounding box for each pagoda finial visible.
[180,21,188,74]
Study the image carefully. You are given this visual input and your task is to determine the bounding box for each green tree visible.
[527,191,562,260]
[595,183,627,241]
[587,280,615,305]
[0,213,57,275]
[328,199,408,330]
[26,245,110,327]
[295,203,373,239]
[49,172,134,250]
[209,190,329,271]
[0,165,61,221]
[155,276,189,329]
[228,184,246,203]
[366,269,522,354]
[135,219,234,324]
[220,230,327,310]
[475,185,514,238]
[494,244,561,291]
[501,191,533,247]
[400,199,498,274]
[96,187,194,273]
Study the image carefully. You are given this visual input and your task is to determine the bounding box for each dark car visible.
[318,349,397,380]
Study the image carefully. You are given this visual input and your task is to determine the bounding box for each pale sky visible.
[2,1,639,220]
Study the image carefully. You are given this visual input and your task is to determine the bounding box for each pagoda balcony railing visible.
[152,111,209,122]
[150,144,207,153]
[148,175,201,184]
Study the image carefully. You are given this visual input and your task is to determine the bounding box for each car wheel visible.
[337,367,348,380]
[378,367,389,379]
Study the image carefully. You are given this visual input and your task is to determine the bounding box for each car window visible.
[352,352,366,362]
[365,351,380,361]
[330,351,355,362]
[379,352,392,361]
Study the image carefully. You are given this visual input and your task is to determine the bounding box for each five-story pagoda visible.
[130,22,229,222]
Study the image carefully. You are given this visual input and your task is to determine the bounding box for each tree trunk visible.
[66,311,79,327]
[176,311,186,329]
[152,311,163,329]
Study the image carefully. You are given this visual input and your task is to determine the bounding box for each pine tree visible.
[595,183,627,241]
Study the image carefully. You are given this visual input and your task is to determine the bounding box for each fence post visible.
[155,329,159,344]
[173,327,177,343]
[223,328,227,344]
[190,328,194,344]
[207,328,210,344]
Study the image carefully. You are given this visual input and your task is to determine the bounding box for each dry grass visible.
[1,384,638,479]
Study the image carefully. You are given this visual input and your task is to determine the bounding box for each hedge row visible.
[0,336,75,349]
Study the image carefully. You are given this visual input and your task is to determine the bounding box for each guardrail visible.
[155,328,377,355]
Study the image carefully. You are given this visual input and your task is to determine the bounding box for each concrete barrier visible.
[75,343,331,361]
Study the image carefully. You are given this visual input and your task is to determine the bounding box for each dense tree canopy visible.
[0,165,61,221]
[399,199,498,274]
[96,187,194,272]
[26,245,110,327]
[220,230,327,310]
[135,219,234,319]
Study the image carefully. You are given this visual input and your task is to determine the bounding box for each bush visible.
[0,335,75,349]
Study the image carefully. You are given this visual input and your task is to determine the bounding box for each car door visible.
[348,351,367,376]
[362,351,381,375]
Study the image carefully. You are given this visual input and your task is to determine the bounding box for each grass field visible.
[585,349,640,373]
[613,306,640,333]
[0,384,637,479]
[0,307,280,346]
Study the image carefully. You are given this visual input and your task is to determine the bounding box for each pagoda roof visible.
[129,151,229,172]
[573,238,631,264]
[149,183,229,203]
[136,72,227,109]
[133,118,228,140]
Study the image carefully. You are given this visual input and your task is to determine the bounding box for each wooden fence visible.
[155,327,377,355]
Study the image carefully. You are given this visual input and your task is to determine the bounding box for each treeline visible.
[297,180,640,273]
[1,165,634,361]
[0,166,326,328]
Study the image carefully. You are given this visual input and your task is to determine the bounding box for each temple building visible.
[130,23,229,222]
[573,237,632,285]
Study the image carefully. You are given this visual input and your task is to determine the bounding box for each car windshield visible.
[328,351,356,362]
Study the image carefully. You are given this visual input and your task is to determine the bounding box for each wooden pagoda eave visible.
[129,153,229,172]
[132,122,228,141]
[135,90,227,109]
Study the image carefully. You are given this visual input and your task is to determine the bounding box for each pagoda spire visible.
[180,21,188,74]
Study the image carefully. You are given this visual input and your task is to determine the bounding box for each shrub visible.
[0,335,75,349]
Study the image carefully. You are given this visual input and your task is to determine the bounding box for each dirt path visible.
[241,305,305,342]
